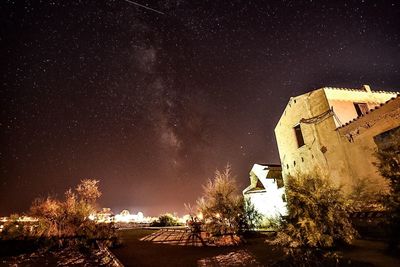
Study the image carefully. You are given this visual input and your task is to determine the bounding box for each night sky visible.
[1,0,399,216]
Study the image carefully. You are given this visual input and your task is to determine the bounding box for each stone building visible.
[274,85,399,194]
[243,164,288,221]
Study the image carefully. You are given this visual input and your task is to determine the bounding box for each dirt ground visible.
[111,229,283,266]
[111,229,400,267]
[1,229,398,266]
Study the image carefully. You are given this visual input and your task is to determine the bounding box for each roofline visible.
[336,94,400,130]
[323,86,399,94]
[255,163,282,167]
[274,88,325,131]
[274,85,399,131]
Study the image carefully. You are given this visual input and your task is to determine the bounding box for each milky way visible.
[1,0,399,215]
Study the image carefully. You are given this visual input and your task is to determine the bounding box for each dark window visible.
[294,124,305,147]
[353,102,368,116]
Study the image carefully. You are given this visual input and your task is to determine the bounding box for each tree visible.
[197,165,247,235]
[76,179,101,205]
[150,214,179,227]
[30,197,63,238]
[271,173,356,249]
[27,179,115,247]
[374,129,400,249]
[240,198,262,231]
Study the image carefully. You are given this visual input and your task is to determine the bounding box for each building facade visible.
[274,85,399,194]
[243,164,288,221]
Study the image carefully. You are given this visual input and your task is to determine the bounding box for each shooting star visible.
[122,0,165,15]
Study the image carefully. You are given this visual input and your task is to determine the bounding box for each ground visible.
[111,229,400,267]
[111,229,284,266]
[0,229,399,266]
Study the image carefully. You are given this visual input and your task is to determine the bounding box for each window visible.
[294,124,305,147]
[353,102,368,116]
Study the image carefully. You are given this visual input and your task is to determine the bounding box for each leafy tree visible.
[374,129,400,249]
[240,198,263,231]
[28,179,115,247]
[197,164,256,235]
[271,174,356,248]
[76,179,101,205]
[30,197,63,238]
[150,214,179,227]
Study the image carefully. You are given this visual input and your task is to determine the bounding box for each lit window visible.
[353,102,368,116]
[294,124,305,147]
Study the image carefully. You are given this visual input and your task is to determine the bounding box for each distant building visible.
[114,210,147,223]
[96,207,114,222]
[243,164,288,221]
[274,85,399,194]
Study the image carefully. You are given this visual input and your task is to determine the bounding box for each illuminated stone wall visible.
[274,85,398,194]
[243,164,288,221]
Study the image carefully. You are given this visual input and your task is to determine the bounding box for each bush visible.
[271,174,356,248]
[238,198,263,232]
[2,179,116,248]
[150,214,179,227]
[374,128,400,249]
[197,164,260,236]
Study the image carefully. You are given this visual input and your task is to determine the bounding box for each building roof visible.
[336,94,400,130]
[243,164,283,195]
[323,85,397,94]
[275,85,399,130]
[256,163,282,167]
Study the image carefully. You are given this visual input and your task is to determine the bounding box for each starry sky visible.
[1,0,399,216]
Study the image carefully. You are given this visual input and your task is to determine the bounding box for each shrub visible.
[150,214,179,227]
[197,164,260,236]
[238,198,263,232]
[374,128,400,249]
[2,179,117,248]
[271,174,356,248]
